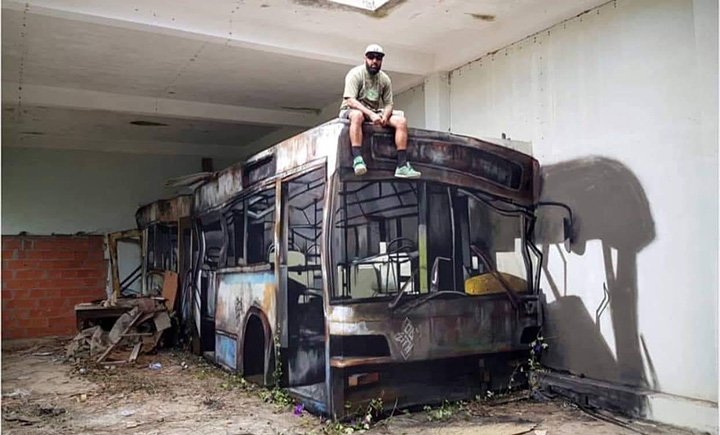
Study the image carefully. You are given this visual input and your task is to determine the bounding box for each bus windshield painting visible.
[332,179,532,301]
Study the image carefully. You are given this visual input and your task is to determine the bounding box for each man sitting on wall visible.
[339,44,421,179]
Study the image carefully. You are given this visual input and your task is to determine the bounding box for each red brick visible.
[3,270,16,281]
[78,269,104,278]
[21,239,34,250]
[80,260,106,270]
[16,269,45,279]
[30,289,63,299]
[11,289,30,299]
[72,251,88,261]
[25,250,46,260]
[34,240,58,250]
[44,261,76,270]
[2,239,21,250]
[5,328,27,339]
[5,299,38,309]
[10,309,32,319]
[4,260,40,270]
[59,288,82,298]
[2,249,18,260]
[37,298,68,308]
[5,280,40,290]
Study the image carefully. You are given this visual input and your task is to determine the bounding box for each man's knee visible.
[391,115,408,130]
[348,110,364,124]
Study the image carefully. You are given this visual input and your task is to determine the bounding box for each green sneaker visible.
[394,163,421,179]
[353,156,367,175]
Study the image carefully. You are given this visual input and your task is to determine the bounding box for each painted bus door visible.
[279,168,327,388]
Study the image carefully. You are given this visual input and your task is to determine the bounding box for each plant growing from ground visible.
[423,400,467,422]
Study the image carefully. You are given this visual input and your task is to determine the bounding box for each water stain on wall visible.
[467,13,495,22]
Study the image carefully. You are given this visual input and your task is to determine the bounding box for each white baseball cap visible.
[364,44,385,57]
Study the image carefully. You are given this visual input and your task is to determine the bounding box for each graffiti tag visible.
[394,317,419,361]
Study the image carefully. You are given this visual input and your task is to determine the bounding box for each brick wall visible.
[2,235,107,339]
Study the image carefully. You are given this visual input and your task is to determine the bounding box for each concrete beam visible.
[2,0,434,75]
[2,132,251,159]
[2,83,319,127]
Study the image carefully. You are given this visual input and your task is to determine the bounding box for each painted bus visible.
[166,119,547,418]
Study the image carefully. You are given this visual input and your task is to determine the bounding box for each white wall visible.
[1,147,239,234]
[447,0,717,426]
[394,83,426,129]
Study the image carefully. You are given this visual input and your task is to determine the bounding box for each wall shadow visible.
[534,156,657,411]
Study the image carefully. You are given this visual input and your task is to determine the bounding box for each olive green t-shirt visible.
[340,65,393,111]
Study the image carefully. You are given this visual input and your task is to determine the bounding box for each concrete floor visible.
[0,337,699,435]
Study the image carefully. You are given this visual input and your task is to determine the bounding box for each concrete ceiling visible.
[2,0,604,161]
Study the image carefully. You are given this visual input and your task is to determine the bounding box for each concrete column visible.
[423,72,450,132]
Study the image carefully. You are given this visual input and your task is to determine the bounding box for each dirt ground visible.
[1,337,698,435]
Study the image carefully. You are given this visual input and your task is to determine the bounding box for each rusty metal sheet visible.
[326,295,541,364]
[191,119,536,214]
[135,195,192,229]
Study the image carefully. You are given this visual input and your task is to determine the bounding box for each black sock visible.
[397,150,407,167]
[351,147,362,159]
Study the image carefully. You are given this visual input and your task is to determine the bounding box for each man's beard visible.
[366,65,380,75]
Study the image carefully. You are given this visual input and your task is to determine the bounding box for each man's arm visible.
[380,76,394,125]
[344,97,382,123]
[380,104,394,125]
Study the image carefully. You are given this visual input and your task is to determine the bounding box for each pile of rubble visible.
[67,298,172,364]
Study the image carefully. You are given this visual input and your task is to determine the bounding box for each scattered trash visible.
[2,389,30,398]
[294,404,304,416]
[38,406,65,416]
[202,398,223,410]
[32,352,54,357]
[180,361,189,370]
[148,362,162,370]
[533,430,547,435]
[120,409,137,417]
[78,394,87,402]
[17,375,31,380]
[78,368,87,375]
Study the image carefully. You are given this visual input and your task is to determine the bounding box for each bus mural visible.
[151,118,559,419]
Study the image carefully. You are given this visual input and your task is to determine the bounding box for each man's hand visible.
[380,112,391,127]
[370,112,383,126]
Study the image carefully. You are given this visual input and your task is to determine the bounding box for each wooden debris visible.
[97,310,144,363]
[129,343,142,363]
[161,271,179,311]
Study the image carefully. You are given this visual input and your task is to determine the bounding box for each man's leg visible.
[387,115,420,178]
[348,110,367,175]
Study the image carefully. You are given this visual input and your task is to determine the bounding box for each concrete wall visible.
[1,147,238,235]
[394,83,426,129]
[446,0,717,430]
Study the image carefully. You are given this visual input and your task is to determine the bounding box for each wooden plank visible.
[161,271,179,311]
[153,310,172,331]
[96,310,144,363]
[129,343,142,362]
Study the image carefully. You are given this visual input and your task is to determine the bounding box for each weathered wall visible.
[2,235,106,338]
[1,147,238,235]
[446,0,718,430]
[393,83,426,129]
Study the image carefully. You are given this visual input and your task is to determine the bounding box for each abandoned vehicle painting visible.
[164,119,546,419]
